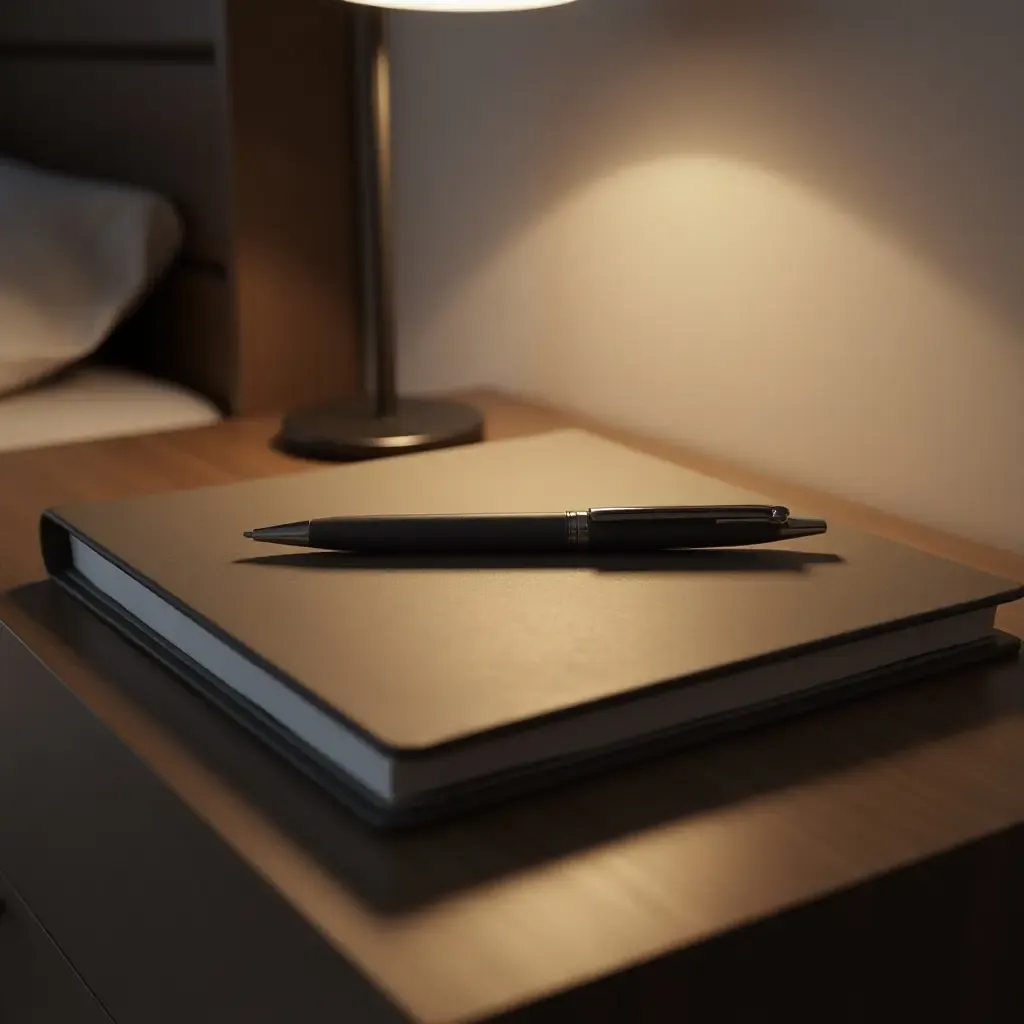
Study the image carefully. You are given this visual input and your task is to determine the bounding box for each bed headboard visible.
[0,0,361,415]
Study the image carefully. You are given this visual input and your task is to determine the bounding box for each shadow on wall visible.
[389,0,1024,552]
[393,0,1024,347]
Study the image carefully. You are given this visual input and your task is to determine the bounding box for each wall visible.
[390,0,1024,554]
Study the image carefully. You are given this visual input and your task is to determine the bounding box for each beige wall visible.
[390,0,1024,554]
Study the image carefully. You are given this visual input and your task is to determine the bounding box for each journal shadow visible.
[10,580,1018,919]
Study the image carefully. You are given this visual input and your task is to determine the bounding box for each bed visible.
[0,0,362,453]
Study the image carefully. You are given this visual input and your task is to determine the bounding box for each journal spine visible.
[39,510,76,580]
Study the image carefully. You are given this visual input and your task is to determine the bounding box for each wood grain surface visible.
[2,389,1021,628]
[2,391,1024,1022]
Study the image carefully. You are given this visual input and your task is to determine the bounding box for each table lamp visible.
[277,0,579,461]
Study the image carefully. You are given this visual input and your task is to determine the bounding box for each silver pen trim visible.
[565,510,591,549]
[588,505,790,524]
[244,522,311,546]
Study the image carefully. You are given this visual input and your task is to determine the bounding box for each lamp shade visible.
[344,1,576,10]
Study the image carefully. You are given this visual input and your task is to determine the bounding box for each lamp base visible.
[274,396,484,462]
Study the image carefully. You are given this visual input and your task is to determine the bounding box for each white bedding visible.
[0,365,222,454]
[0,156,182,398]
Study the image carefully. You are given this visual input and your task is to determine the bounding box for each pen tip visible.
[243,531,254,539]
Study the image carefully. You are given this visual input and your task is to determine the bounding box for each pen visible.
[243,506,827,553]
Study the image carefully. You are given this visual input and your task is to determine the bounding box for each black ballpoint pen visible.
[243,505,827,553]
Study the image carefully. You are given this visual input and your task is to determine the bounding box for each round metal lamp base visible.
[274,397,484,462]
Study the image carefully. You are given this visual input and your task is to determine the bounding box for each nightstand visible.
[1,392,1023,1023]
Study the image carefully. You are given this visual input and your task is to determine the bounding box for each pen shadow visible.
[10,581,1020,921]
[234,549,845,573]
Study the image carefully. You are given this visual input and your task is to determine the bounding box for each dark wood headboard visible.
[0,0,361,415]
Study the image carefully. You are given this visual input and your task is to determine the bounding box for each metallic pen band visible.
[566,510,590,549]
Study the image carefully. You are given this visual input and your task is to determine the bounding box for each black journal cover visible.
[39,430,1024,826]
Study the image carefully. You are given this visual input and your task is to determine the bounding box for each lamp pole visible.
[354,5,398,417]
[276,0,578,462]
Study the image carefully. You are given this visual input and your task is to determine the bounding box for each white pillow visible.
[0,156,183,397]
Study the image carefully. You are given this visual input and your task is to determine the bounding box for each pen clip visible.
[588,505,790,524]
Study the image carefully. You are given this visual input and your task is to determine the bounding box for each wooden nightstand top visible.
[2,391,1024,1023]
[2,389,1021,631]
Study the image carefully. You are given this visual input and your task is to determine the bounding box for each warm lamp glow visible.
[344,0,576,10]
